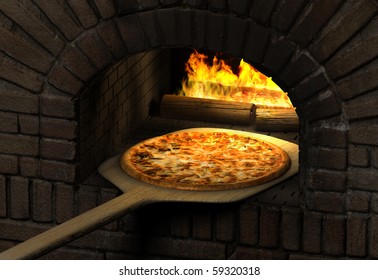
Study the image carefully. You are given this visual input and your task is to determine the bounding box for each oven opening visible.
[79,48,300,206]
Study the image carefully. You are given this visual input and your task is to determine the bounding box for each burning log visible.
[255,107,299,132]
[182,80,292,108]
[160,94,255,125]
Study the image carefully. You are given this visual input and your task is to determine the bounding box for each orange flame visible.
[179,50,293,108]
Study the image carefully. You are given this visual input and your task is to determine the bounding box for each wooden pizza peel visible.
[0,128,298,260]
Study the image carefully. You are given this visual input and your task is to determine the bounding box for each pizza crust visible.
[120,128,291,191]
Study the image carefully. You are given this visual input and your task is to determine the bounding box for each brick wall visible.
[0,0,377,259]
[79,50,170,181]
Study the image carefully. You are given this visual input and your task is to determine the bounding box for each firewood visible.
[160,95,255,125]
[255,107,298,132]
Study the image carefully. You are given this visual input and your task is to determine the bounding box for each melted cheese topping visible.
[127,131,286,185]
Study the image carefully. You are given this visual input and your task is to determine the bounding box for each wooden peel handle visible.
[0,189,158,260]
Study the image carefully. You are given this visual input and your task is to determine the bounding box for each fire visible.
[179,50,293,108]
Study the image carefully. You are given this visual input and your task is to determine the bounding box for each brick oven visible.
[0,0,377,259]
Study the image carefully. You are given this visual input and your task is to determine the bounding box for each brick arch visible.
[48,9,339,116]
[46,6,345,199]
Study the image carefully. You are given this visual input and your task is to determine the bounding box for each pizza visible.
[120,129,290,191]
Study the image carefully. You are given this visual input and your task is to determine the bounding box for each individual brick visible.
[336,59,378,101]
[368,215,378,258]
[374,148,378,169]
[93,0,116,19]
[20,157,39,178]
[41,138,76,161]
[0,175,6,217]
[33,0,82,41]
[145,205,172,237]
[41,247,104,260]
[208,0,227,12]
[117,15,149,53]
[346,214,367,257]
[77,187,98,215]
[206,13,226,51]
[0,81,39,114]
[259,206,280,248]
[242,22,270,65]
[157,9,177,47]
[67,0,98,29]
[325,17,378,80]
[192,10,207,48]
[184,0,207,8]
[138,11,164,49]
[271,0,307,33]
[192,210,212,240]
[373,194,378,214]
[347,191,370,213]
[289,0,343,47]
[170,212,191,238]
[0,55,44,92]
[97,20,128,60]
[281,208,302,251]
[77,32,113,70]
[0,133,39,156]
[302,211,322,254]
[145,236,226,259]
[55,183,75,224]
[224,16,248,56]
[322,215,346,256]
[0,1,64,55]
[40,117,77,140]
[311,125,348,148]
[349,145,369,167]
[115,0,142,13]
[0,240,16,253]
[32,180,52,222]
[41,94,76,119]
[9,176,29,219]
[0,154,18,175]
[40,160,76,183]
[302,91,341,122]
[0,20,53,74]
[18,114,39,135]
[228,0,250,16]
[350,119,378,146]
[310,147,347,171]
[239,203,259,245]
[160,0,181,6]
[0,219,48,242]
[230,246,286,260]
[290,71,329,105]
[309,169,347,192]
[0,112,18,133]
[309,0,377,62]
[48,63,83,95]
[216,208,235,242]
[59,44,97,82]
[345,91,378,120]
[349,167,378,192]
[69,230,142,254]
[311,191,345,214]
[263,37,296,75]
[279,51,317,88]
[177,9,193,47]
[250,0,277,26]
